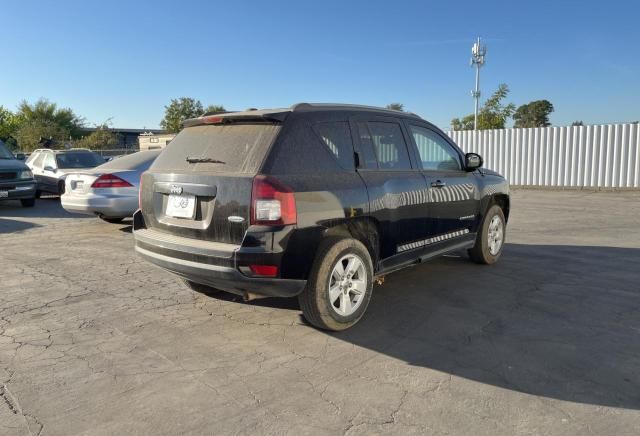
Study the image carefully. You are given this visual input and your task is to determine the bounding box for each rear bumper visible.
[61,192,137,218]
[0,180,36,200]
[133,211,306,298]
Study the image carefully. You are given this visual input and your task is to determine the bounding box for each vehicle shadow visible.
[0,197,93,219]
[0,218,42,234]
[218,243,640,409]
[330,243,640,410]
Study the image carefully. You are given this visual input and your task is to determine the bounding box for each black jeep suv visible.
[133,104,509,331]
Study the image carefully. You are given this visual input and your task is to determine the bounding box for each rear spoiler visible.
[182,109,290,128]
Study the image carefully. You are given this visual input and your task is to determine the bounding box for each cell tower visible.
[470,37,487,130]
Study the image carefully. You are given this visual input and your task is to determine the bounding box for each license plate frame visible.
[165,194,196,219]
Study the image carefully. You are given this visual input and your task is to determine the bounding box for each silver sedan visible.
[61,150,160,223]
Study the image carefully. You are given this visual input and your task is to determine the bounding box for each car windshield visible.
[0,142,15,159]
[56,151,104,169]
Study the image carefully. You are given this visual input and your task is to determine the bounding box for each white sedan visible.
[61,150,160,223]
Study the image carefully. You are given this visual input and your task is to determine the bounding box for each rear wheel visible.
[298,238,373,331]
[20,198,35,208]
[183,280,222,295]
[58,180,65,196]
[468,204,506,264]
[100,217,125,224]
[35,190,41,199]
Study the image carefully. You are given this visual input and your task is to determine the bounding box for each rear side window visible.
[32,153,45,168]
[43,153,56,169]
[355,122,379,169]
[367,122,412,170]
[313,122,354,170]
[152,124,280,173]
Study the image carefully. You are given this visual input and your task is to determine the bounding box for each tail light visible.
[91,174,133,188]
[250,175,297,225]
[202,116,224,124]
[249,265,278,277]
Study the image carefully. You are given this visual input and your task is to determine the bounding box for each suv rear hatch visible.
[139,121,282,245]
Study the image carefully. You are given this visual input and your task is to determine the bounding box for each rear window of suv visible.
[56,152,104,169]
[152,124,281,173]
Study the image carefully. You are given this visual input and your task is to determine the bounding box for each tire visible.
[21,198,35,208]
[35,190,41,199]
[100,217,125,224]
[58,181,65,196]
[298,237,374,331]
[183,279,222,295]
[468,204,506,265]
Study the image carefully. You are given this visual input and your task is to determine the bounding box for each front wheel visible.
[298,238,373,331]
[468,204,506,264]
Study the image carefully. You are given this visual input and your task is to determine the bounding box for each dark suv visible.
[0,140,37,207]
[134,104,509,331]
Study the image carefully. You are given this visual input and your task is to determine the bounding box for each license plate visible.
[165,194,196,218]
[0,191,8,198]
[72,181,84,191]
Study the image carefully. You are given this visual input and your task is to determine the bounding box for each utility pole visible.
[470,37,487,130]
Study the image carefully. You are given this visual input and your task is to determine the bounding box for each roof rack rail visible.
[290,102,422,119]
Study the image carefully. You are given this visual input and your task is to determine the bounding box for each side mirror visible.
[44,165,57,173]
[464,153,483,171]
[15,153,25,161]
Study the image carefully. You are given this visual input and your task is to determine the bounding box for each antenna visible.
[470,37,487,130]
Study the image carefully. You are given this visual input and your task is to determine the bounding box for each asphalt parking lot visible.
[1,190,639,435]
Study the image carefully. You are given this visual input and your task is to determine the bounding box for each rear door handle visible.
[431,180,446,188]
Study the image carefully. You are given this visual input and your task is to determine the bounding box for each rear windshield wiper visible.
[185,157,226,164]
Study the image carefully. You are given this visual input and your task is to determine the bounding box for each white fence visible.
[447,123,640,188]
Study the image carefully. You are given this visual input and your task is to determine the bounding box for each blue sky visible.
[2,0,639,130]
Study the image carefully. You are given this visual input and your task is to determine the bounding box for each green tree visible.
[16,99,84,138]
[14,119,70,152]
[160,98,205,133]
[386,103,404,111]
[513,100,554,128]
[451,84,515,130]
[450,115,475,131]
[0,106,21,149]
[204,104,226,114]
[75,125,122,150]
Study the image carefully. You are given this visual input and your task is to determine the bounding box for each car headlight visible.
[18,170,34,180]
